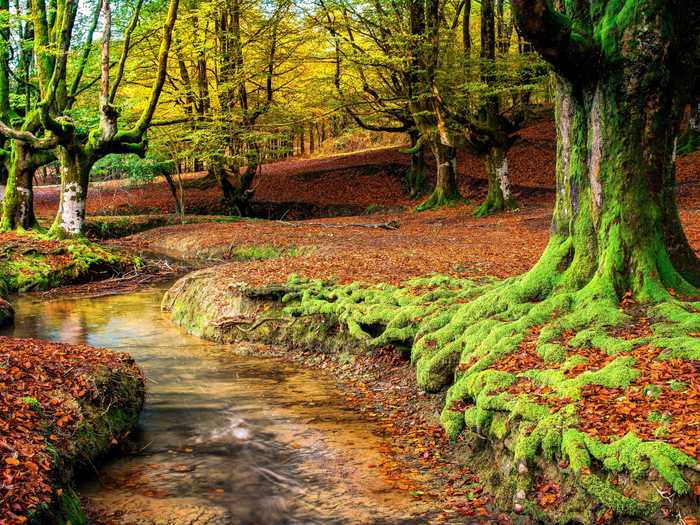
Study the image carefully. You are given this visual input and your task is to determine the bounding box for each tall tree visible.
[41,0,180,237]
[411,0,462,211]
[511,0,700,298]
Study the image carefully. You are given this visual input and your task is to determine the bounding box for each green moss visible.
[20,396,42,411]
[579,474,657,518]
[0,234,132,293]
[415,190,463,212]
[53,487,87,525]
[667,379,688,392]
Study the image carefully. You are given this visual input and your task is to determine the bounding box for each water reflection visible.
[2,289,437,525]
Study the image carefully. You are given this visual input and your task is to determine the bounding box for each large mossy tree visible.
[511,0,700,300]
[0,0,179,237]
[45,0,179,238]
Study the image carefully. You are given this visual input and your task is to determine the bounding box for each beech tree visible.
[48,0,179,237]
[511,0,700,298]
[160,0,306,215]
[319,0,427,197]
[0,0,179,236]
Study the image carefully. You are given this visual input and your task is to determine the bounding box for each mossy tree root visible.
[282,233,700,517]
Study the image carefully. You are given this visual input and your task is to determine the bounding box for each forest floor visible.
[30,119,700,221]
[5,117,700,523]
[0,337,144,524]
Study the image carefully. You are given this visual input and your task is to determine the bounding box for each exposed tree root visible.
[472,193,519,218]
[415,190,463,212]
[281,242,700,518]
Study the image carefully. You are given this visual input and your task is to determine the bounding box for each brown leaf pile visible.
[0,337,142,524]
[577,345,699,460]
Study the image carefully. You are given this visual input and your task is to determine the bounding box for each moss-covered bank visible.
[0,231,138,294]
[0,337,144,524]
[163,269,699,524]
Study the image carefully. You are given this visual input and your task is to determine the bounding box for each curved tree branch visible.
[117,0,180,142]
[511,0,598,83]
[109,0,144,103]
[68,0,102,105]
[0,120,59,149]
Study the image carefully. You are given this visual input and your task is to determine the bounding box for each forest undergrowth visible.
[279,249,700,519]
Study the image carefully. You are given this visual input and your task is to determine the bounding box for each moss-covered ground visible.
[249,270,697,523]
[161,257,699,523]
[0,231,138,295]
[0,337,144,524]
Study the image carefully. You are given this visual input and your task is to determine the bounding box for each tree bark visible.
[406,130,427,198]
[1,141,48,230]
[49,146,91,238]
[462,0,470,54]
[474,145,517,217]
[417,142,460,211]
[512,1,700,299]
[471,0,518,217]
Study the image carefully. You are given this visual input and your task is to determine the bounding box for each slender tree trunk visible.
[162,170,182,215]
[462,0,471,54]
[474,144,517,217]
[472,0,518,218]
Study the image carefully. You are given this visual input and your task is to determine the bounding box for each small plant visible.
[20,396,42,411]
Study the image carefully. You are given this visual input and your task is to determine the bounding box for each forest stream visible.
[1,287,440,525]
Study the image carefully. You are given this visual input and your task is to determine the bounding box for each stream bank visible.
[0,336,144,524]
[4,287,489,524]
[163,268,700,525]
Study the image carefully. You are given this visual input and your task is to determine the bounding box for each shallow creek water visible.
[3,288,440,525]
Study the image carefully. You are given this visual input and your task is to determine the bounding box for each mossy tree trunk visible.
[405,130,427,198]
[474,144,518,217]
[209,153,256,216]
[472,0,518,218]
[1,141,53,231]
[512,0,700,301]
[409,0,463,211]
[49,146,91,238]
[417,141,460,211]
